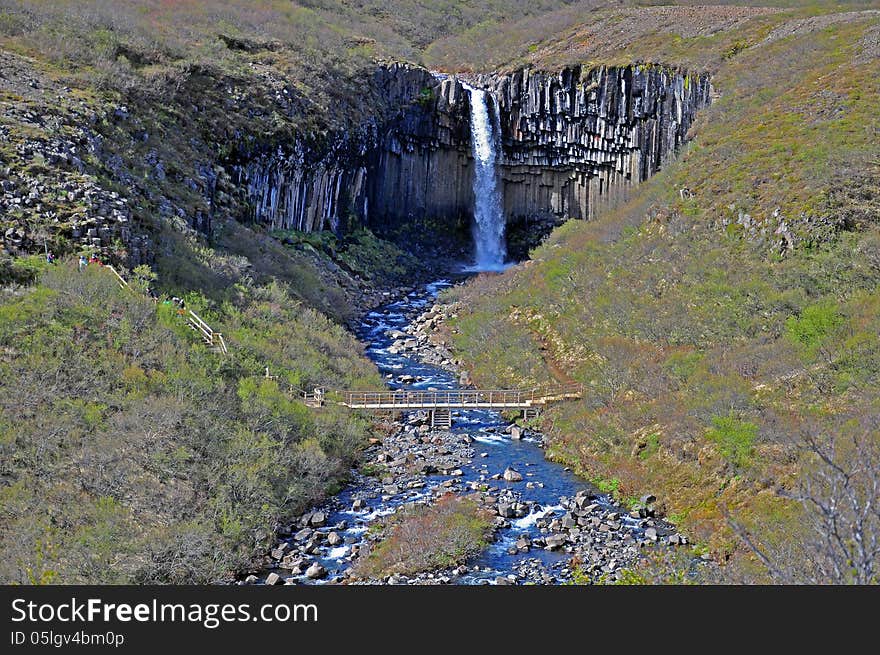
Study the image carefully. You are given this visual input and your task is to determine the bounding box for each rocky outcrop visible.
[236,63,710,238]
[233,63,468,235]
[0,51,149,265]
[1,55,709,266]
[484,65,711,222]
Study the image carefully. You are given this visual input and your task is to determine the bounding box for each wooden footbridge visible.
[301,384,584,427]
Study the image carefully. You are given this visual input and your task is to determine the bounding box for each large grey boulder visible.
[503,467,523,482]
[306,563,327,579]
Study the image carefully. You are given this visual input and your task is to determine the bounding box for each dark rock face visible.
[485,65,711,223]
[236,63,711,241]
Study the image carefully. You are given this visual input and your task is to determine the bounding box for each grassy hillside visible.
[1,0,494,584]
[445,7,880,582]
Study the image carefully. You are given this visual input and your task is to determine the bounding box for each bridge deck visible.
[316,386,583,410]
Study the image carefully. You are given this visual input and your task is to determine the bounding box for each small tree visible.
[727,418,880,584]
[130,264,158,295]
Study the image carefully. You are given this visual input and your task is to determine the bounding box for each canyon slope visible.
[443,5,880,581]
[1,1,878,584]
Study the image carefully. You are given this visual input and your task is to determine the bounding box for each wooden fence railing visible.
[104,263,228,355]
[185,310,228,354]
[105,264,131,291]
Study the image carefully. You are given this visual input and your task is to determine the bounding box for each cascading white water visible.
[465,84,507,271]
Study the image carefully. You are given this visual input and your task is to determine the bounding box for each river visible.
[254,278,678,585]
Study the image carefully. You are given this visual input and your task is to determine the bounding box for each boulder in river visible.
[306,563,327,579]
[265,572,283,586]
[503,467,524,482]
[510,426,523,440]
[497,502,516,518]
[327,531,344,546]
[545,534,567,550]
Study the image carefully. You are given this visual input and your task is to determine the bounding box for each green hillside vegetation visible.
[0,259,382,583]
[445,10,880,582]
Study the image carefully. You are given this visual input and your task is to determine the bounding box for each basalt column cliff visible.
[238,63,711,240]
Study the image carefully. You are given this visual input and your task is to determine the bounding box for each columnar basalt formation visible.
[485,65,711,222]
[236,63,711,237]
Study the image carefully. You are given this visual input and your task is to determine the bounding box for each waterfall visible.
[465,84,507,271]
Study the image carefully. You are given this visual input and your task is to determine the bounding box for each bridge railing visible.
[336,383,584,408]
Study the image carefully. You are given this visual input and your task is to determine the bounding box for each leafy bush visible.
[784,301,844,360]
[705,414,758,470]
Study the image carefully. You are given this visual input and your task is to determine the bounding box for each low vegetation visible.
[272,228,426,286]
[445,9,880,582]
[354,495,495,578]
[0,259,383,583]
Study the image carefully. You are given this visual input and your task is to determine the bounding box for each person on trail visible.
[78,255,87,271]
[89,254,103,266]
[46,251,55,264]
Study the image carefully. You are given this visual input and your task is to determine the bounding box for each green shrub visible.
[355,495,494,578]
[784,301,844,360]
[705,414,758,469]
[415,87,434,107]
[662,350,704,384]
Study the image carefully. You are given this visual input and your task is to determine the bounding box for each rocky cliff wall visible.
[486,65,711,222]
[236,63,711,237]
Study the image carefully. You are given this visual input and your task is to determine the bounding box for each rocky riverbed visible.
[245,279,689,585]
